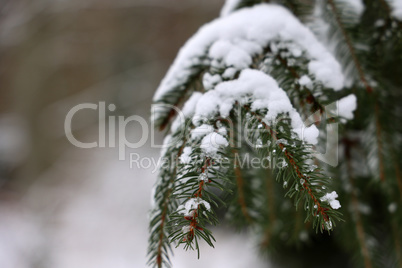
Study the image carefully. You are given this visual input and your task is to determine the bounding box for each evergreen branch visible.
[243,106,339,231]
[155,190,172,268]
[148,135,188,268]
[326,0,373,93]
[149,3,357,266]
[167,127,232,258]
[174,157,213,251]
[260,178,276,248]
[276,0,315,21]
[378,0,402,28]
[229,116,254,224]
[265,170,277,224]
[344,139,373,268]
[233,147,253,223]
[326,0,390,191]
[156,70,205,130]
[351,191,373,268]
[379,0,391,13]
[274,53,325,115]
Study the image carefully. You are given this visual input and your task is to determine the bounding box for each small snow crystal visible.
[203,73,222,90]
[325,220,333,230]
[298,75,312,88]
[218,127,228,136]
[320,191,341,209]
[222,67,237,79]
[180,147,192,164]
[191,124,214,140]
[182,225,192,234]
[348,0,365,17]
[198,173,209,182]
[338,94,357,120]
[177,198,211,217]
[200,132,229,157]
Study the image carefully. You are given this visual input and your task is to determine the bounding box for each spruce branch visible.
[232,146,254,224]
[378,0,402,29]
[344,139,373,268]
[244,107,341,231]
[326,0,373,93]
[148,130,189,268]
[148,3,352,267]
[267,49,327,116]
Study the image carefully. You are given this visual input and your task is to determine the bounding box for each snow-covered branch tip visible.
[148,3,355,267]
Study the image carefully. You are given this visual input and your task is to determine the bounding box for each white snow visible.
[177,198,211,217]
[191,124,215,140]
[222,67,237,79]
[209,40,254,69]
[180,147,193,164]
[193,69,319,144]
[348,0,365,17]
[338,94,357,120]
[153,4,345,102]
[203,73,222,90]
[182,225,192,234]
[198,173,209,182]
[298,75,312,88]
[182,92,203,116]
[320,191,341,209]
[325,220,333,229]
[218,127,228,136]
[200,132,229,157]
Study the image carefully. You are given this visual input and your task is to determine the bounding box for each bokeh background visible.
[0,0,269,267]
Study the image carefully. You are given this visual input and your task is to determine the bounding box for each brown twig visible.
[229,117,253,223]
[261,170,277,248]
[327,0,373,93]
[234,150,253,223]
[245,106,330,223]
[155,141,187,268]
[344,138,373,268]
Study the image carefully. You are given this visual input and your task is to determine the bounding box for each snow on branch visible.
[149,4,351,268]
[153,4,344,126]
[192,69,319,144]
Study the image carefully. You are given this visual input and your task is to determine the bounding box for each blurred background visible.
[0,0,269,267]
